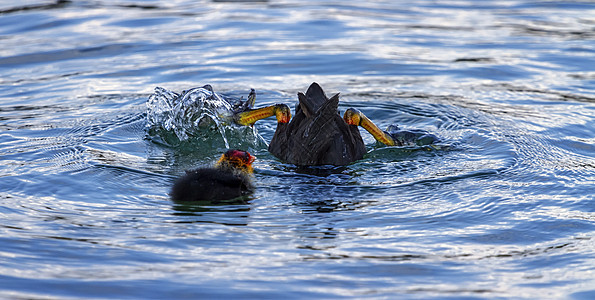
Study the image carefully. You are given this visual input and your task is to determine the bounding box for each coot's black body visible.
[268,83,366,166]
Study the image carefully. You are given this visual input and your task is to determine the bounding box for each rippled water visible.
[1,0,594,299]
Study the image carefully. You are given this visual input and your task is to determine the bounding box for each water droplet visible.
[145,86,266,152]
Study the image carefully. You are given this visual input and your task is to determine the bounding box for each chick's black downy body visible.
[170,150,254,202]
[170,168,253,202]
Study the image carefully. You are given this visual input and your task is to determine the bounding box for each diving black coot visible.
[268,82,367,166]
[225,82,439,166]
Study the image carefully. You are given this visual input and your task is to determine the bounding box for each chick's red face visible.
[225,150,255,165]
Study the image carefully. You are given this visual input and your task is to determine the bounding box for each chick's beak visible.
[246,152,256,165]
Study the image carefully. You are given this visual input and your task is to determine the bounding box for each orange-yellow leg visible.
[343,108,395,146]
[234,104,291,126]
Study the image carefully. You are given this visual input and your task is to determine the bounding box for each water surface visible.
[1,0,594,299]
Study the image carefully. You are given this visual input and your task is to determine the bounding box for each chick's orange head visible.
[218,149,255,172]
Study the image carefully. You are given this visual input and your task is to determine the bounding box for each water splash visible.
[145,85,266,152]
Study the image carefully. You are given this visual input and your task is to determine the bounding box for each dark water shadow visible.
[281,164,348,177]
[170,199,252,226]
[0,0,70,15]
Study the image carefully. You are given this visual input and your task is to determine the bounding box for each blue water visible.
[1,0,594,299]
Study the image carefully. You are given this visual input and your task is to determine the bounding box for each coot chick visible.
[170,149,255,202]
